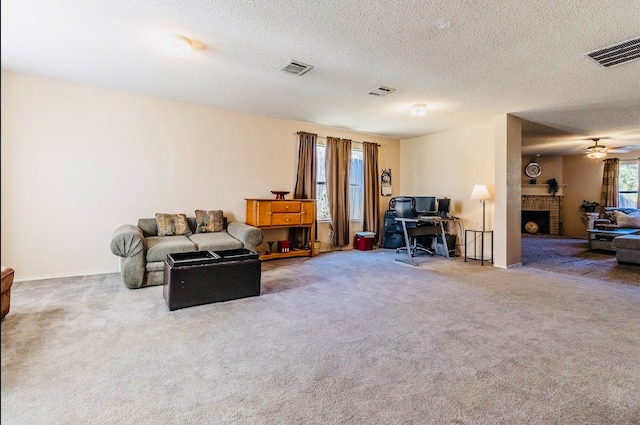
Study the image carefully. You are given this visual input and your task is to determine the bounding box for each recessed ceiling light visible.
[166,34,192,57]
[409,104,428,116]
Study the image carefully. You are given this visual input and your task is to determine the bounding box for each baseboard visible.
[14,269,117,283]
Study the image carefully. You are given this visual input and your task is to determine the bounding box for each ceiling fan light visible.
[587,151,607,159]
[585,138,608,158]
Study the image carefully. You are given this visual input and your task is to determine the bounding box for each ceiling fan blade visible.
[608,145,640,153]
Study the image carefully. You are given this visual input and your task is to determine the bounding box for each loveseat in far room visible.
[594,207,640,231]
[110,210,263,289]
[594,207,640,265]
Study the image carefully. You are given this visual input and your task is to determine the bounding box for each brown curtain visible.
[289,132,317,249]
[600,158,619,208]
[326,137,351,247]
[362,142,380,245]
[637,158,640,209]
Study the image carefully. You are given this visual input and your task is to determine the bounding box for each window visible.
[619,160,639,207]
[316,145,363,221]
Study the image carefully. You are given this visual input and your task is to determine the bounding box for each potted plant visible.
[546,178,559,196]
[580,200,600,213]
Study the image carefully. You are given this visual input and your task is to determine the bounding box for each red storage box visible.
[354,233,375,251]
[277,240,290,253]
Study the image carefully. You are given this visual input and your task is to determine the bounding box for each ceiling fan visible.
[585,138,637,158]
[585,139,608,158]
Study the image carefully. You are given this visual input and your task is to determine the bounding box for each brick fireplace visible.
[522,195,563,235]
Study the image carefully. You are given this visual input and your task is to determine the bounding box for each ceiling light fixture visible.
[409,104,428,116]
[166,34,192,57]
[587,150,607,159]
[586,138,608,159]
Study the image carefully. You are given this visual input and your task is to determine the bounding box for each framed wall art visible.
[381,169,392,196]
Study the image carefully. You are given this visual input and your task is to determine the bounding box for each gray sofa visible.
[595,207,640,265]
[613,235,640,265]
[110,216,263,289]
[594,207,640,230]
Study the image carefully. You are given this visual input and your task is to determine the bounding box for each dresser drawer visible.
[272,202,301,213]
[272,213,301,226]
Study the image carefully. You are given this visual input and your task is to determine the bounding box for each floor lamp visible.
[471,184,490,231]
[470,183,491,264]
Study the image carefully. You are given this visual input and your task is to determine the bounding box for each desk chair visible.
[394,197,436,257]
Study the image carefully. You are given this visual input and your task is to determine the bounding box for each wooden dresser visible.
[245,199,316,260]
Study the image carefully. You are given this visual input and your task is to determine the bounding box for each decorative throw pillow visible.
[155,213,192,236]
[195,210,224,233]
[613,210,640,229]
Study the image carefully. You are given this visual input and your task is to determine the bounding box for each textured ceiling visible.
[2,0,640,156]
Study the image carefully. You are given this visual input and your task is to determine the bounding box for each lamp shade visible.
[470,184,490,200]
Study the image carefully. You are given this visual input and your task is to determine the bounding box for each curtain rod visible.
[297,132,381,147]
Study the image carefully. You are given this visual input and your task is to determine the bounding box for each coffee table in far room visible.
[586,228,640,252]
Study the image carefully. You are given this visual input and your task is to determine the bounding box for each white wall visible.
[1,71,400,279]
[400,121,496,257]
[521,156,563,185]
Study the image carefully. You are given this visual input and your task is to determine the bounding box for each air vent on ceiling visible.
[584,36,640,68]
[280,60,313,76]
[367,86,396,96]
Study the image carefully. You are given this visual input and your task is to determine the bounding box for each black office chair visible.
[394,197,436,257]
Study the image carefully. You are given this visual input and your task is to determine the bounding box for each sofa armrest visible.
[227,221,264,252]
[110,225,145,257]
[110,225,146,289]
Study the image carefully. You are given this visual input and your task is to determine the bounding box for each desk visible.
[464,230,493,266]
[395,216,454,265]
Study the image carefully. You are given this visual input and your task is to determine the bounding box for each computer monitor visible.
[413,196,436,215]
[437,198,451,216]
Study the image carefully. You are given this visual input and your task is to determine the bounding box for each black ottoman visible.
[163,249,261,311]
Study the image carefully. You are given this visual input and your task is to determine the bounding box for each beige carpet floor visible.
[2,249,640,424]
[521,235,640,286]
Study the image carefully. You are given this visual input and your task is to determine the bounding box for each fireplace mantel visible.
[522,184,567,196]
